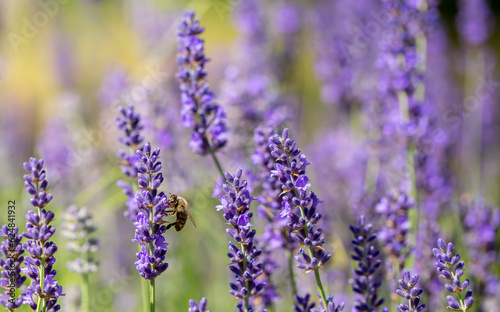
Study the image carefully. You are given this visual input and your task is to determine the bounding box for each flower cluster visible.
[457,0,494,46]
[395,270,425,312]
[132,142,170,280]
[0,226,26,310]
[116,105,145,221]
[22,157,64,311]
[176,11,227,155]
[293,294,315,312]
[460,198,500,297]
[269,129,331,273]
[252,126,282,219]
[433,239,474,311]
[60,205,99,274]
[349,216,385,312]
[188,297,209,312]
[375,189,414,271]
[216,169,265,308]
[311,295,344,312]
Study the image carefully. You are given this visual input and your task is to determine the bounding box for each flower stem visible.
[240,241,250,312]
[288,249,297,298]
[37,205,45,312]
[150,279,155,312]
[82,273,90,312]
[314,267,328,309]
[141,248,149,312]
[205,137,226,182]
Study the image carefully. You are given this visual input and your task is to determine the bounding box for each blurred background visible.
[0,0,499,311]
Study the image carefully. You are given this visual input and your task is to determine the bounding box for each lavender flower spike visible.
[294,294,316,312]
[132,142,170,280]
[395,270,425,312]
[188,297,209,312]
[433,239,474,311]
[311,295,345,312]
[61,205,99,274]
[116,105,145,221]
[216,169,266,310]
[0,226,26,311]
[269,128,330,308]
[176,11,227,155]
[349,216,385,312]
[21,157,64,311]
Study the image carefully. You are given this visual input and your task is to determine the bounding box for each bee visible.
[165,194,197,231]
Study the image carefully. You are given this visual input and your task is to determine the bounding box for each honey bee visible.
[165,194,197,231]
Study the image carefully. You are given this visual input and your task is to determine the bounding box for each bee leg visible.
[165,222,177,230]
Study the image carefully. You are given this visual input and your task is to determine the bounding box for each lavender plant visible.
[61,205,99,312]
[188,297,209,312]
[311,295,345,312]
[252,126,293,302]
[375,190,414,273]
[0,226,26,311]
[395,270,425,312]
[21,158,64,312]
[433,239,474,311]
[176,11,227,173]
[269,128,331,308]
[116,105,145,221]
[293,294,315,312]
[132,142,170,311]
[460,198,500,307]
[216,169,266,311]
[349,216,385,312]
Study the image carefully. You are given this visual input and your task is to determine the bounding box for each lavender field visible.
[0,0,499,311]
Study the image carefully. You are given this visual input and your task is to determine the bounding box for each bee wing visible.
[186,210,197,229]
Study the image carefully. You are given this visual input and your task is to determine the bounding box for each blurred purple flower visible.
[376,189,414,272]
[456,0,494,46]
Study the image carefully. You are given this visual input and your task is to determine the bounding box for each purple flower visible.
[460,198,500,301]
[0,226,26,311]
[132,142,169,280]
[269,129,331,273]
[433,239,474,311]
[456,0,494,46]
[61,206,99,274]
[217,169,266,309]
[349,216,385,312]
[176,11,227,155]
[294,294,316,312]
[21,158,64,311]
[395,270,425,312]
[99,66,129,107]
[376,189,414,271]
[311,295,345,312]
[189,297,209,312]
[116,105,145,221]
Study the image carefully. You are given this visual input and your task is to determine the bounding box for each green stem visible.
[313,267,328,309]
[82,273,90,312]
[206,138,226,182]
[150,279,155,312]
[36,205,45,312]
[147,171,156,312]
[286,159,329,308]
[288,249,297,298]
[141,248,149,312]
